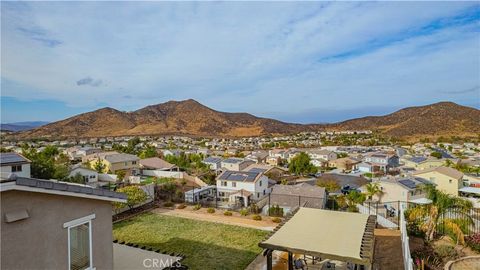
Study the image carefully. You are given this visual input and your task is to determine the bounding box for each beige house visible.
[363,177,429,203]
[86,152,140,174]
[402,156,453,170]
[328,157,361,171]
[1,175,126,270]
[412,166,464,196]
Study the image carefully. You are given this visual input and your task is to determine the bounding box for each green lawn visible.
[140,177,174,185]
[113,212,268,269]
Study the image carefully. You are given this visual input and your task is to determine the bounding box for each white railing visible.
[357,204,398,228]
[400,203,414,270]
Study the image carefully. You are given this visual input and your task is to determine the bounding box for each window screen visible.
[69,222,90,270]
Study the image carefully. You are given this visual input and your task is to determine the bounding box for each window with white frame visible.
[64,214,94,270]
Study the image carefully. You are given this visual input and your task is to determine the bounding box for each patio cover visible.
[259,207,376,266]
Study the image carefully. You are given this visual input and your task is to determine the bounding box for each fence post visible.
[298,195,301,207]
[268,193,271,210]
[368,201,371,215]
[397,201,400,226]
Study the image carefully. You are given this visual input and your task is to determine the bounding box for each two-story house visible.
[203,156,223,171]
[412,166,464,196]
[221,158,254,171]
[0,175,127,270]
[216,170,270,206]
[360,152,399,173]
[86,152,140,175]
[0,152,31,178]
[362,176,430,203]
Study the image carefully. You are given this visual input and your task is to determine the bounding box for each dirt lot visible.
[373,229,403,270]
[153,205,279,231]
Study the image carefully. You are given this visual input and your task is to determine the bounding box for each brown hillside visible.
[15,100,479,140]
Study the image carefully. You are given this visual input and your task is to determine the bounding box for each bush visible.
[193,204,201,211]
[252,214,262,221]
[224,211,233,216]
[239,208,249,216]
[176,203,187,209]
[249,203,260,214]
[163,202,174,207]
[434,245,460,261]
[207,208,215,214]
[268,205,284,217]
[271,217,282,223]
[466,233,480,252]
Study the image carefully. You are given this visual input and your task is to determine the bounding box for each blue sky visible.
[1,1,479,124]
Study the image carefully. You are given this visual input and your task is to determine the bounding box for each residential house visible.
[361,152,399,173]
[266,156,282,166]
[203,156,223,171]
[0,152,31,178]
[263,183,326,215]
[139,157,178,171]
[328,157,361,171]
[361,177,430,203]
[402,156,452,170]
[221,158,254,171]
[412,166,464,196]
[162,149,182,157]
[68,164,99,185]
[307,149,338,164]
[216,170,270,206]
[86,152,140,175]
[245,150,269,163]
[0,175,126,270]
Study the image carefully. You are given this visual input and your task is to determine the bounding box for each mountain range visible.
[13,100,480,141]
[1,121,49,132]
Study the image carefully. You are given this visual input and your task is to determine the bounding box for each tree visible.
[139,144,157,159]
[66,172,86,184]
[93,159,106,173]
[114,186,147,210]
[116,170,126,182]
[316,179,340,193]
[406,184,473,244]
[288,152,317,175]
[345,191,366,212]
[365,182,383,201]
[430,151,442,159]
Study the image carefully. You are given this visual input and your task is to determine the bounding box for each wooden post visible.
[266,250,273,270]
[288,252,293,270]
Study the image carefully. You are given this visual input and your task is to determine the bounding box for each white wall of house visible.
[68,167,98,183]
[216,175,270,201]
[1,164,31,178]
[142,170,183,179]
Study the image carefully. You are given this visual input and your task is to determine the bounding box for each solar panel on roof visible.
[249,168,267,173]
[0,153,28,165]
[398,179,417,189]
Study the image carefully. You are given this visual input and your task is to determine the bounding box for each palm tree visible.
[406,184,473,244]
[365,182,383,201]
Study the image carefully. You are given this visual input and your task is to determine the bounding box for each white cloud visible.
[1,1,479,121]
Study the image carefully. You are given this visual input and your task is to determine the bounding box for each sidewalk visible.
[152,207,277,231]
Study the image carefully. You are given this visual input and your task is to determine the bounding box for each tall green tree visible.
[288,152,317,175]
